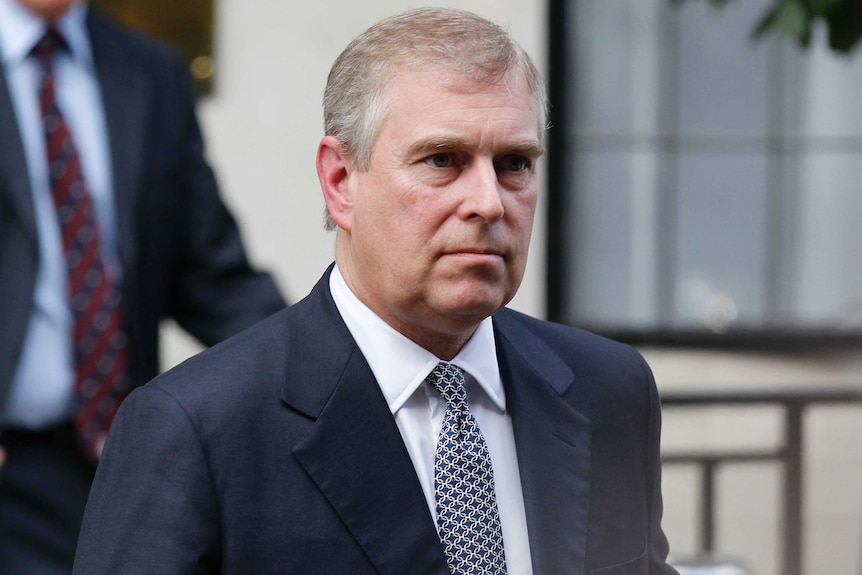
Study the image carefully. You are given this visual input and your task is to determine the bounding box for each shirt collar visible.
[0,0,92,68]
[329,264,506,415]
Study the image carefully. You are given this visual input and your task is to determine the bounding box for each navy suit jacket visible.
[0,9,285,424]
[74,267,677,575]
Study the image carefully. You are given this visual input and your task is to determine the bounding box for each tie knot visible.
[427,362,468,410]
[31,28,68,64]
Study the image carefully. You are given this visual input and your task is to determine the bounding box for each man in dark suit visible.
[0,0,286,573]
[73,7,678,574]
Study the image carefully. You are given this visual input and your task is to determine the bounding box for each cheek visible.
[394,195,456,244]
[507,193,538,234]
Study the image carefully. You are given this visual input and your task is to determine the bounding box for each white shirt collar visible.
[329,264,506,414]
[0,0,92,69]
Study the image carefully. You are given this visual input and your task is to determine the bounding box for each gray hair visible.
[322,7,547,230]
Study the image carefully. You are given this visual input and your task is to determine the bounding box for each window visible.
[547,0,862,345]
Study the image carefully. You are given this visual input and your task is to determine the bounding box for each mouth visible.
[444,249,505,262]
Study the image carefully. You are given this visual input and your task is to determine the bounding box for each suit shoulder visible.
[494,308,654,394]
[495,307,641,359]
[147,277,342,407]
[148,308,290,399]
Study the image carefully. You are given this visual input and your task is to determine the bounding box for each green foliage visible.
[672,0,862,53]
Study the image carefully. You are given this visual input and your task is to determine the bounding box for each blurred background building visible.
[132,0,862,573]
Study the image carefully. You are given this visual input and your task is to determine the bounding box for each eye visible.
[497,155,531,173]
[426,153,456,168]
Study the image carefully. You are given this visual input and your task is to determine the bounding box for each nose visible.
[461,160,504,222]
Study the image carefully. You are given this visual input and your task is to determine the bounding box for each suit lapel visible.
[494,310,592,575]
[0,64,38,250]
[285,271,449,575]
[284,275,593,574]
[87,11,148,270]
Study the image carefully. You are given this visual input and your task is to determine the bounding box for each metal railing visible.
[661,388,862,575]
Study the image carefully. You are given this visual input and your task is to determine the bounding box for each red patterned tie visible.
[33,29,131,461]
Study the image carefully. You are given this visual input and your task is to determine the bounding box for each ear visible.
[317,135,355,233]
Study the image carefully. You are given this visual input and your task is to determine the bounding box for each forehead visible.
[375,66,541,152]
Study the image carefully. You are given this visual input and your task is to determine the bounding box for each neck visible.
[398,324,475,362]
[334,238,479,361]
[16,0,75,23]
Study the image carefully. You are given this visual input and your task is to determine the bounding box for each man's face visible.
[16,0,76,21]
[340,66,543,349]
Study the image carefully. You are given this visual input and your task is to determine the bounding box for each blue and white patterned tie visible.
[427,362,507,575]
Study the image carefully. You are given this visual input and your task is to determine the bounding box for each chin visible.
[433,276,515,313]
[446,294,509,321]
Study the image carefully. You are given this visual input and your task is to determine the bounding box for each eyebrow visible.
[406,136,545,159]
[508,140,546,158]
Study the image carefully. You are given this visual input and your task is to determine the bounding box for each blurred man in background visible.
[0,0,286,572]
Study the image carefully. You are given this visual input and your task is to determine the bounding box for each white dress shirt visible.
[0,0,118,428]
[329,265,533,574]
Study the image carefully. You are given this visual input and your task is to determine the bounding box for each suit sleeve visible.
[164,61,286,345]
[636,351,680,575]
[72,386,220,575]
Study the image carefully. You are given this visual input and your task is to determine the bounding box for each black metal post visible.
[701,459,716,554]
[783,403,804,575]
